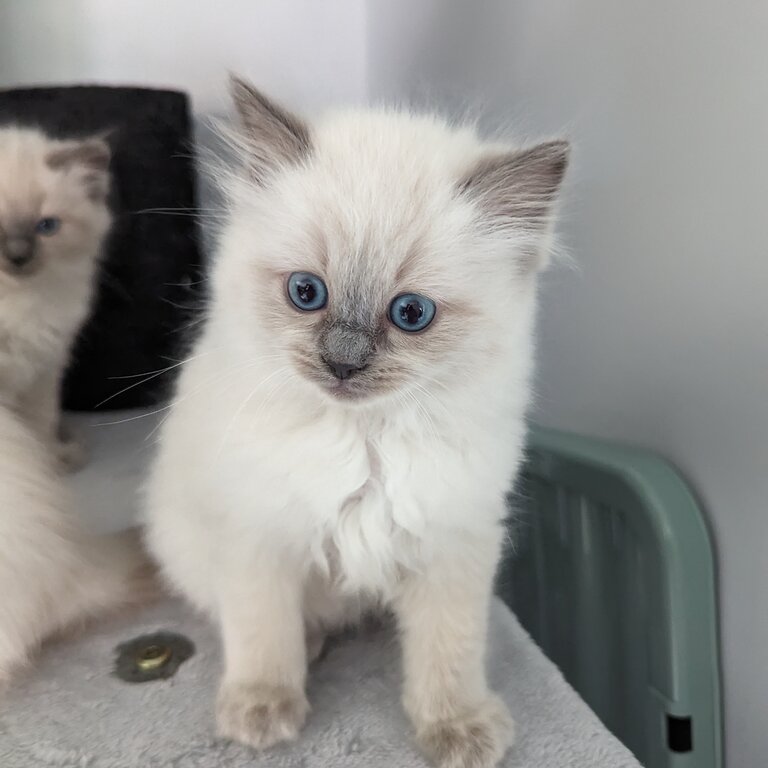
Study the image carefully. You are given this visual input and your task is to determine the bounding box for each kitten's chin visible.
[297,368,393,407]
[0,262,41,280]
[322,380,374,404]
[310,377,390,407]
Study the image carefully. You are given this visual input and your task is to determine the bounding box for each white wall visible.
[368,2,768,767]
[0,0,367,111]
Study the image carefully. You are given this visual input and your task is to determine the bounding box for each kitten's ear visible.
[47,137,111,202]
[460,140,569,270]
[229,74,311,182]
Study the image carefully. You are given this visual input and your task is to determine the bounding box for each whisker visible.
[143,357,267,443]
[95,350,212,408]
[215,365,290,458]
[89,403,174,427]
[164,278,209,287]
[129,206,224,215]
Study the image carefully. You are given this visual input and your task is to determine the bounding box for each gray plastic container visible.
[497,426,722,768]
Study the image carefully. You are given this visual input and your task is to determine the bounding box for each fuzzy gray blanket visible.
[0,596,639,768]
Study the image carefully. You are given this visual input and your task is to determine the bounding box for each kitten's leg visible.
[216,557,309,750]
[18,369,58,437]
[394,530,514,768]
[18,369,84,471]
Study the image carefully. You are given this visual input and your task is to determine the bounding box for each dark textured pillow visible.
[0,86,205,410]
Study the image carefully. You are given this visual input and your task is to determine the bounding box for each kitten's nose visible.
[6,238,33,267]
[324,359,366,380]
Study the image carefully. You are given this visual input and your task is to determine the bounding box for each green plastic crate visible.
[497,426,722,768]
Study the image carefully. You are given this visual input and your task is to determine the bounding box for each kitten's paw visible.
[216,681,309,750]
[414,696,515,768]
[55,437,87,473]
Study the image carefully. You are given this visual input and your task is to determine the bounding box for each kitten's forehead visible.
[0,128,109,224]
[310,111,476,224]
[282,112,482,292]
[0,129,50,220]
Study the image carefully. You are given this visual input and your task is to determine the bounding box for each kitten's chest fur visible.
[0,274,93,399]
[322,429,403,594]
[228,402,473,597]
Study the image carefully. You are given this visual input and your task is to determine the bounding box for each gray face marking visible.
[0,221,38,276]
[230,75,312,183]
[459,140,570,273]
[319,322,376,377]
[46,139,111,202]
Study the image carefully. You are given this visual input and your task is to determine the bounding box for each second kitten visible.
[0,126,111,468]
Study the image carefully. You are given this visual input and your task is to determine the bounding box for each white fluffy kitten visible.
[0,126,111,467]
[146,77,568,768]
[0,127,150,683]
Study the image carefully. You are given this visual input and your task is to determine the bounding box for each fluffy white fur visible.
[145,77,568,768]
[0,127,111,466]
[0,128,150,684]
[0,406,150,682]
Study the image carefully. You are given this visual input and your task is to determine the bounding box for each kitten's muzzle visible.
[319,323,374,382]
[2,237,36,273]
[323,358,369,380]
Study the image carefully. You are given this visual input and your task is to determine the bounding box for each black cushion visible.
[0,85,205,409]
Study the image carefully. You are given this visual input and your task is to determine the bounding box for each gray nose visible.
[6,239,33,267]
[324,359,367,380]
[320,323,374,380]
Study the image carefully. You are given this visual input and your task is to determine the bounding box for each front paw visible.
[414,696,515,768]
[216,681,309,750]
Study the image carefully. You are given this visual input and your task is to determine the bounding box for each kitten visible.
[145,77,568,768]
[0,127,152,682]
[0,404,151,683]
[0,126,112,468]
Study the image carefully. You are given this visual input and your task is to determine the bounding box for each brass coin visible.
[114,631,194,683]
[135,644,172,671]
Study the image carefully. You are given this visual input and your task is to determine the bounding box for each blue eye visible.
[389,293,436,332]
[35,217,61,236]
[287,272,328,311]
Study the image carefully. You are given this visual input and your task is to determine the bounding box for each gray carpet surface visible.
[0,596,640,768]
